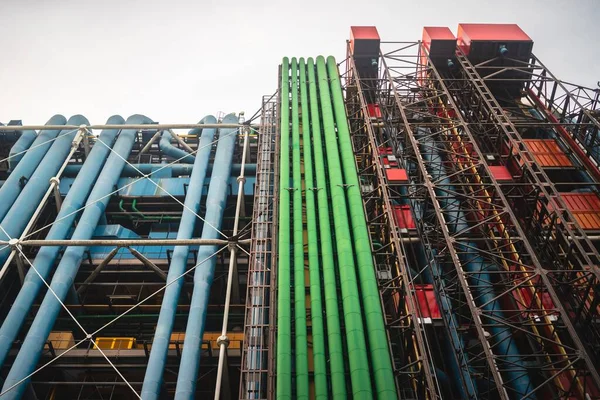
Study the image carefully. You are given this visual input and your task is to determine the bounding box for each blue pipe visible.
[0,115,88,266]
[0,115,66,222]
[174,113,238,399]
[0,114,153,400]
[141,116,217,400]
[0,116,123,370]
[8,130,37,171]
[416,128,534,397]
[160,130,195,163]
[63,163,256,177]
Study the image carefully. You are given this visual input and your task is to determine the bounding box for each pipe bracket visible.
[216,335,229,348]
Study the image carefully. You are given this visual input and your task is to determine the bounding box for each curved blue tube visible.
[160,130,195,163]
[141,116,217,400]
[0,115,153,400]
[174,113,238,399]
[0,115,89,266]
[0,115,66,222]
[8,130,37,171]
[0,115,123,370]
[417,128,533,397]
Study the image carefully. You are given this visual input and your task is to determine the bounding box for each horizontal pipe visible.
[2,238,249,247]
[0,123,252,131]
[63,163,256,177]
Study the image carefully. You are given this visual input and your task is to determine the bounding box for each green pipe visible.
[326,56,397,399]
[315,56,373,399]
[307,57,347,399]
[276,57,292,400]
[299,58,327,399]
[291,57,310,400]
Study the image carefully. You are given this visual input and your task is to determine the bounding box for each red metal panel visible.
[422,27,456,56]
[523,139,572,168]
[561,192,600,230]
[458,24,531,42]
[415,285,441,320]
[489,165,513,181]
[367,104,382,119]
[386,168,408,182]
[393,205,415,230]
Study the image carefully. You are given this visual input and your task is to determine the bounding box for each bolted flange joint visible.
[236,175,246,184]
[49,177,60,186]
[216,335,230,348]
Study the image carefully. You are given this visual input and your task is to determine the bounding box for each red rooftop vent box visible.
[350,26,380,77]
[350,26,380,57]
[457,24,533,61]
[422,27,457,66]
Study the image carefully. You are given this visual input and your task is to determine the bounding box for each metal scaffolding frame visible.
[239,94,279,400]
[0,119,255,399]
[342,48,440,399]
[339,40,600,399]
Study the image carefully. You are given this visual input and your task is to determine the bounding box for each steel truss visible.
[0,120,254,399]
[442,48,600,377]
[239,94,278,400]
[342,50,440,399]
[344,41,600,399]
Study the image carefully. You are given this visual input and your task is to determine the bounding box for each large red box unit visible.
[457,23,532,60]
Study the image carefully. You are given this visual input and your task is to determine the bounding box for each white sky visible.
[0,0,598,125]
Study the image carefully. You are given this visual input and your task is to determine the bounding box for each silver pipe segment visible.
[175,113,238,399]
[141,115,218,400]
[0,123,252,131]
[0,116,124,370]
[0,114,154,400]
[4,238,249,247]
[0,115,66,222]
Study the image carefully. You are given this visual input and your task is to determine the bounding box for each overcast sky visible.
[0,0,598,125]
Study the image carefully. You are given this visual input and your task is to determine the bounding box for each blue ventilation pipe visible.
[0,115,66,222]
[397,139,478,399]
[174,113,238,399]
[416,128,534,397]
[0,115,89,266]
[63,163,256,177]
[141,116,218,400]
[160,130,195,163]
[0,114,153,400]
[8,130,37,171]
[0,116,124,370]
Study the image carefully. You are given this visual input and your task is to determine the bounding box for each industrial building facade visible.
[0,23,599,399]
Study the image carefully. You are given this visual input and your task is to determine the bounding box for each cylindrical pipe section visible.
[141,116,217,400]
[0,116,124,370]
[174,114,238,399]
[326,56,397,399]
[316,56,373,398]
[0,114,66,222]
[0,114,154,400]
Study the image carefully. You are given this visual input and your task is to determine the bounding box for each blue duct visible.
[141,116,218,400]
[416,128,534,397]
[0,115,66,222]
[63,163,256,177]
[400,149,478,399]
[0,116,124,370]
[8,130,37,171]
[0,114,153,399]
[0,115,89,266]
[175,113,238,399]
[160,130,195,163]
